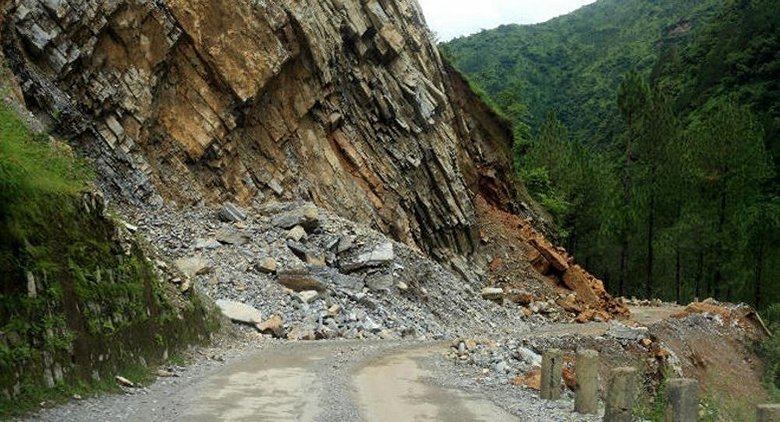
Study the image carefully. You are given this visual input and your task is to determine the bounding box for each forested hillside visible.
[442,0,720,144]
[445,0,779,309]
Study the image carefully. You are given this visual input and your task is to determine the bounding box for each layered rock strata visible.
[2,0,518,257]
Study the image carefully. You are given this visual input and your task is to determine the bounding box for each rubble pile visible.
[123,201,533,342]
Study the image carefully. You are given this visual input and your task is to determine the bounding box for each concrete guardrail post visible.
[665,378,698,422]
[574,349,599,414]
[603,367,637,422]
[540,349,563,400]
[757,403,780,422]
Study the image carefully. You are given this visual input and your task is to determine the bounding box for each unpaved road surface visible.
[23,309,680,422]
[24,341,518,422]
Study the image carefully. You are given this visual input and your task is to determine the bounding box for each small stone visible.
[328,304,342,316]
[340,242,394,272]
[216,228,248,245]
[272,204,320,229]
[517,347,542,367]
[607,323,649,341]
[286,326,316,341]
[115,376,135,388]
[219,202,247,222]
[297,290,319,304]
[287,225,307,242]
[277,268,325,292]
[156,369,175,377]
[175,256,211,279]
[396,281,409,291]
[306,253,326,267]
[336,236,357,253]
[481,287,504,301]
[194,239,221,250]
[258,315,285,338]
[506,289,534,305]
[255,257,278,274]
[366,274,394,292]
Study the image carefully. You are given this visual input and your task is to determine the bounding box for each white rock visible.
[341,242,394,272]
[297,290,319,304]
[215,299,263,327]
[175,256,211,279]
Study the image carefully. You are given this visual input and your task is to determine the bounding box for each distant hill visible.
[442,0,719,143]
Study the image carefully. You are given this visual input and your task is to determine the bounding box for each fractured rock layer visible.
[2,0,519,257]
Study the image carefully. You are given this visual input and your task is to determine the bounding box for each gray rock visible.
[216,228,249,245]
[219,202,247,222]
[361,316,382,332]
[287,225,307,242]
[277,268,325,292]
[341,242,394,272]
[336,235,357,253]
[214,299,263,328]
[297,290,319,304]
[272,204,320,229]
[174,256,211,279]
[494,360,509,374]
[194,238,222,250]
[255,257,278,274]
[332,273,365,292]
[286,240,310,257]
[366,274,394,292]
[517,347,542,367]
[480,287,504,301]
[607,323,649,341]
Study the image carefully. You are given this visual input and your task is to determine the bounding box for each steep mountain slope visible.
[443,0,719,142]
[2,0,521,259]
[653,0,780,181]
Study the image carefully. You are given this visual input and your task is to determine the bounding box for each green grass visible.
[0,104,91,200]
[0,358,178,418]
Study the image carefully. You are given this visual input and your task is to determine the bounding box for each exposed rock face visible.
[1,0,518,257]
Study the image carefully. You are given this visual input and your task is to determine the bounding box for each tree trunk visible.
[619,241,628,297]
[695,250,703,301]
[713,186,727,299]
[646,170,656,299]
[619,122,632,299]
[754,242,764,309]
[675,246,681,304]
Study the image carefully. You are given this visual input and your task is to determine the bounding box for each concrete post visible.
[574,349,599,414]
[540,349,563,400]
[665,378,698,422]
[757,403,780,422]
[603,367,637,422]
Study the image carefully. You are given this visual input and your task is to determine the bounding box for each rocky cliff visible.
[2,0,520,258]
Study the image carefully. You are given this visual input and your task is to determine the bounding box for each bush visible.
[759,304,780,394]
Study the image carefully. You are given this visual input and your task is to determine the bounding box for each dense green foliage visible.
[442,0,720,144]
[445,0,779,308]
[0,104,214,417]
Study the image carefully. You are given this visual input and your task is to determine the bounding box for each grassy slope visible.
[0,104,215,417]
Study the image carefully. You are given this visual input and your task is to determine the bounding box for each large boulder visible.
[277,268,326,292]
[340,242,394,272]
[215,299,263,328]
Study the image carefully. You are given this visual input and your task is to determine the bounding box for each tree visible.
[615,71,650,296]
[691,99,773,299]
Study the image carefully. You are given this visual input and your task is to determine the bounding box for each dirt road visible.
[25,341,519,422]
[23,307,681,422]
